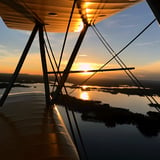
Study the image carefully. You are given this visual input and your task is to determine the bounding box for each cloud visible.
[0,44,5,48]
[0,45,11,57]
[0,44,22,57]
[99,11,138,29]
[119,24,138,29]
[79,54,87,57]
[135,40,160,47]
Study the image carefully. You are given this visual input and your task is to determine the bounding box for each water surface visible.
[1,83,160,160]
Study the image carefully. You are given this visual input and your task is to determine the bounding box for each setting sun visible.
[78,63,92,72]
[72,62,97,75]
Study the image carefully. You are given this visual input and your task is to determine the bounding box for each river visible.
[0,83,160,160]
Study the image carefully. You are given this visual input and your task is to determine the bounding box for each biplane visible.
[0,0,159,159]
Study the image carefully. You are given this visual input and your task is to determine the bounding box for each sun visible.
[74,63,94,75]
[72,62,100,75]
[78,63,92,72]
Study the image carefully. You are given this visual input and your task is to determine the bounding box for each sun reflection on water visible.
[80,91,90,100]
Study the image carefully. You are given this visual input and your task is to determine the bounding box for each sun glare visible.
[80,91,89,100]
[79,63,92,71]
[74,21,84,32]
[76,63,94,75]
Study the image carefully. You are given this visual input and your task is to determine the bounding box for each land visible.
[0,73,44,83]
[0,82,30,88]
[1,73,160,137]
[55,94,160,137]
[0,73,160,96]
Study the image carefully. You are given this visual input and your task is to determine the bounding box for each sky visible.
[1,1,160,81]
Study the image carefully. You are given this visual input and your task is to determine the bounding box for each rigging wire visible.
[44,27,61,92]
[43,7,159,160]
[43,29,82,159]
[58,0,77,70]
[69,18,160,112]
[91,23,159,109]
[45,1,89,157]
[90,0,107,25]
[70,18,156,87]
[88,0,103,24]
[44,42,59,91]
[61,95,89,160]
[43,26,88,159]
[44,27,59,70]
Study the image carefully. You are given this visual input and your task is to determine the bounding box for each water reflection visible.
[80,91,89,100]
[55,94,160,137]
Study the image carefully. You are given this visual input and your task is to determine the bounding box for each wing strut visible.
[39,25,50,107]
[146,0,160,24]
[52,24,89,101]
[0,23,51,107]
[0,24,39,107]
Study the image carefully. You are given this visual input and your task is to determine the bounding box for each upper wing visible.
[0,0,143,32]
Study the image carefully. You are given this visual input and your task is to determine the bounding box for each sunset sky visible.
[1,1,160,81]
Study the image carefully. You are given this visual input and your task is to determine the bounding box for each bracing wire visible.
[62,95,89,160]
[88,0,104,24]
[71,18,156,87]
[90,0,107,25]
[92,25,139,84]
[44,27,59,70]
[69,18,160,111]
[91,23,159,108]
[43,28,83,159]
[43,27,88,159]
[46,1,89,157]
[44,42,59,91]
[44,27,61,91]
[58,0,77,70]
